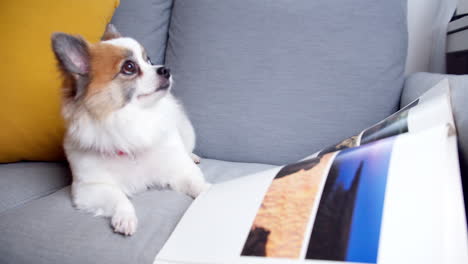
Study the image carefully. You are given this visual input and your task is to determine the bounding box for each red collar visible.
[100,150,129,157]
[116,150,128,156]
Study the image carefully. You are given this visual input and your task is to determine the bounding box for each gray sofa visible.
[1,0,466,263]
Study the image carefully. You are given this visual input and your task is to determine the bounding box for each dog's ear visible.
[51,33,90,76]
[101,24,122,41]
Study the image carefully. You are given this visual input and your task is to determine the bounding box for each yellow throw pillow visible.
[0,0,119,163]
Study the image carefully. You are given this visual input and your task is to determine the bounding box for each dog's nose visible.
[156,66,171,79]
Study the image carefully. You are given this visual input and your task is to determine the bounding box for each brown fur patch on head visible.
[82,42,132,119]
[87,43,127,96]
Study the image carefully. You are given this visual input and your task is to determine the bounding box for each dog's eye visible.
[146,56,153,65]
[121,60,138,75]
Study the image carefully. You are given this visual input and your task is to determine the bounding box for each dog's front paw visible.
[171,177,211,199]
[111,208,138,236]
[190,153,201,164]
[188,181,212,198]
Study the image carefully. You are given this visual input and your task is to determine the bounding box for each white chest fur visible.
[65,94,203,194]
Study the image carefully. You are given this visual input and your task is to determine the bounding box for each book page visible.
[155,79,467,264]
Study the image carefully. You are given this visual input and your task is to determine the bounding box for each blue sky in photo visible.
[334,138,394,263]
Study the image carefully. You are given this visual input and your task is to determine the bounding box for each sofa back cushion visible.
[110,0,173,64]
[166,0,408,165]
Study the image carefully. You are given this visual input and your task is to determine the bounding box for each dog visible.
[51,24,210,236]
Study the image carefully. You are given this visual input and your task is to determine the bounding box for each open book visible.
[155,79,468,264]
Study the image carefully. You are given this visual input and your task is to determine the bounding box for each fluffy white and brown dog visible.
[51,24,209,236]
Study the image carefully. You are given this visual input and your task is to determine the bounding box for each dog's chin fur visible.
[63,90,170,155]
[52,26,209,236]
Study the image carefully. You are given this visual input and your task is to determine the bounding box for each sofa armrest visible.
[402,72,468,175]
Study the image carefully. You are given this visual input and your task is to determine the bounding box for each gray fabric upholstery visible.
[0,159,275,264]
[110,0,172,64]
[0,162,71,214]
[166,0,408,165]
[401,72,468,171]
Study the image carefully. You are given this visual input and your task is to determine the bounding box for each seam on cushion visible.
[161,0,175,65]
[0,185,70,215]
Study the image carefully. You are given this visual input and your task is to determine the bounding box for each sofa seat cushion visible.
[0,162,71,214]
[0,159,275,264]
